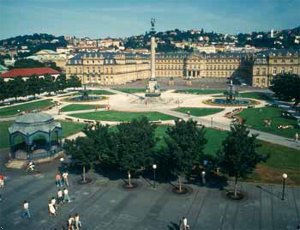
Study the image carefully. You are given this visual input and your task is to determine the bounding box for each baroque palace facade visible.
[252,49,300,88]
[66,49,299,87]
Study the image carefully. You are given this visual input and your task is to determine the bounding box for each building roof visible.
[8,112,61,136]
[0,67,60,78]
[0,64,8,71]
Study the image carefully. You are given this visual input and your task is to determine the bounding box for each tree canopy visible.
[270,73,300,106]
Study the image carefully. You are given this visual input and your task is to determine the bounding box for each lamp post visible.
[211,117,213,127]
[281,173,288,200]
[152,164,157,189]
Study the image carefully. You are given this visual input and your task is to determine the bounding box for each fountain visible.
[212,80,251,106]
[68,85,101,102]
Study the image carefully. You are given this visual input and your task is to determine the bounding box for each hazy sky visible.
[0,0,299,40]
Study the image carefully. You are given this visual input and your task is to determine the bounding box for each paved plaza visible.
[0,156,299,230]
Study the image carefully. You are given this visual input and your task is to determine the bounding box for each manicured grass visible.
[113,88,146,94]
[238,92,273,101]
[248,141,300,185]
[60,121,85,137]
[0,99,54,117]
[239,106,299,138]
[90,90,115,95]
[0,120,85,149]
[174,107,224,117]
[174,89,224,95]
[61,104,97,112]
[69,111,176,121]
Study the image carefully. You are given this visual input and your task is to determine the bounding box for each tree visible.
[13,59,44,69]
[270,73,300,107]
[10,77,26,100]
[0,78,7,101]
[64,137,97,183]
[67,75,82,89]
[55,74,67,92]
[83,123,115,165]
[163,119,207,192]
[114,117,156,187]
[217,122,268,198]
[41,74,55,95]
[25,75,41,98]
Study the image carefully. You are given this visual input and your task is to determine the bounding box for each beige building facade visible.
[252,50,300,88]
[66,52,150,85]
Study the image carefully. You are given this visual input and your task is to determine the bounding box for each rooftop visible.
[0,67,60,78]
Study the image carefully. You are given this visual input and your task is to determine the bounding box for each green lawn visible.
[0,120,85,149]
[239,106,299,138]
[0,99,54,117]
[69,111,176,121]
[174,89,224,95]
[113,88,146,94]
[90,90,115,95]
[61,104,97,112]
[238,92,273,101]
[174,107,224,117]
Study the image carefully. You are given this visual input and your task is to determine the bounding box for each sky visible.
[0,0,299,40]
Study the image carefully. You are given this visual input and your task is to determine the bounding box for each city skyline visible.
[0,0,299,40]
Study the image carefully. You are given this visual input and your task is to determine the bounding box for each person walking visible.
[62,171,69,187]
[63,188,71,203]
[51,197,57,210]
[55,173,62,187]
[74,213,82,230]
[57,189,63,205]
[0,174,4,188]
[295,132,299,142]
[22,200,31,218]
[67,215,74,230]
[48,200,56,216]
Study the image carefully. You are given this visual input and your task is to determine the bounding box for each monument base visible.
[145,78,160,97]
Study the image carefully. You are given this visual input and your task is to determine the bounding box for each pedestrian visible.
[51,197,57,210]
[0,174,4,188]
[67,215,74,230]
[48,200,56,216]
[62,171,69,187]
[63,188,71,203]
[295,132,299,142]
[55,172,62,187]
[57,189,63,205]
[22,200,31,218]
[74,213,82,230]
[182,217,190,230]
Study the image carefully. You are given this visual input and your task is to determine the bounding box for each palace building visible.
[252,49,300,88]
[66,49,299,87]
[66,52,150,85]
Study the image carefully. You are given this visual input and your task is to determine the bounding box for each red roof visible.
[0,67,60,78]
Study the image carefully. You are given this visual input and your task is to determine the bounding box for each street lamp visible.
[281,173,288,200]
[211,117,213,127]
[152,164,157,189]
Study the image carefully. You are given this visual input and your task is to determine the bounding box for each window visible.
[272,67,277,75]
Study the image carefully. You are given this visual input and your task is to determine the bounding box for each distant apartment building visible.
[66,52,150,85]
[252,49,300,88]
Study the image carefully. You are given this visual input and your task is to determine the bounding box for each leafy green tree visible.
[217,122,268,197]
[83,123,115,165]
[0,78,7,101]
[114,117,156,187]
[25,75,41,98]
[163,119,207,192]
[55,74,67,92]
[64,137,97,182]
[270,73,300,107]
[13,59,44,68]
[67,75,82,89]
[10,77,26,100]
[42,74,56,95]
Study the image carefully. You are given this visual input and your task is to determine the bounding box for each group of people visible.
[55,171,69,187]
[67,213,82,230]
[48,187,71,216]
